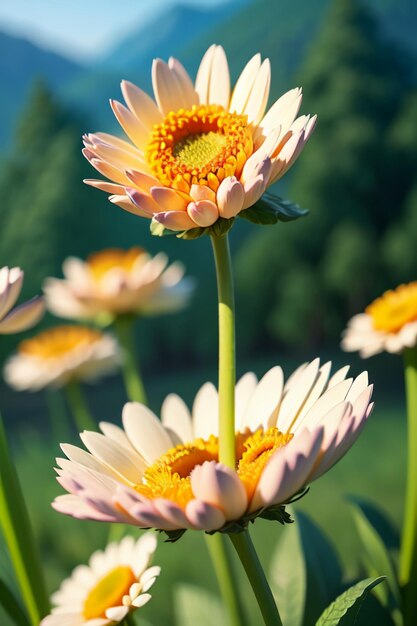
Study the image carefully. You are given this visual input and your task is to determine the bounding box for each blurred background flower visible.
[0,266,44,334]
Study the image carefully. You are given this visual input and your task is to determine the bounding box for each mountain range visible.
[1,0,416,148]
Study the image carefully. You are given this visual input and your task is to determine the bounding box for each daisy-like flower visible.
[44,247,194,322]
[53,359,373,534]
[342,282,417,357]
[4,325,120,391]
[83,45,316,234]
[0,266,44,334]
[41,533,160,626]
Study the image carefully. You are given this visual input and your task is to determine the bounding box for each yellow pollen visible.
[18,326,103,359]
[83,565,136,620]
[146,105,253,193]
[87,247,145,283]
[135,428,292,512]
[366,282,417,333]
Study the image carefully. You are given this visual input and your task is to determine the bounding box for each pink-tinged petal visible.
[277,358,321,433]
[150,187,188,212]
[85,139,145,171]
[187,200,219,227]
[189,184,216,203]
[293,378,355,433]
[195,44,217,105]
[110,100,149,150]
[242,134,277,183]
[152,498,189,528]
[152,59,188,115]
[120,80,162,129]
[122,402,173,464]
[83,179,125,195]
[60,443,120,478]
[216,176,245,218]
[126,169,161,192]
[0,296,45,334]
[242,58,271,125]
[254,87,302,149]
[207,46,230,109]
[230,53,261,114]
[86,155,131,185]
[153,210,196,232]
[52,494,119,522]
[98,422,136,453]
[161,393,193,444]
[0,267,23,318]
[126,188,160,215]
[242,175,266,210]
[191,462,247,520]
[185,499,225,531]
[129,502,180,531]
[252,427,324,511]
[80,431,145,483]
[168,57,199,107]
[109,194,152,219]
[241,366,284,431]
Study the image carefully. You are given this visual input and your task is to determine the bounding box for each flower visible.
[0,266,44,334]
[53,359,373,534]
[83,45,316,233]
[342,282,417,357]
[4,325,120,391]
[40,533,160,625]
[44,247,194,322]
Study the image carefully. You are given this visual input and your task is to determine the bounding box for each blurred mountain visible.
[0,31,84,146]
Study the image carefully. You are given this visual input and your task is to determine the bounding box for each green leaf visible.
[348,501,401,610]
[0,578,30,626]
[315,576,386,626]
[149,218,176,237]
[269,517,306,626]
[239,193,309,225]
[347,496,399,552]
[174,584,225,626]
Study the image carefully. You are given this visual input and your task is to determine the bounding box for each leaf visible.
[239,193,309,225]
[315,576,386,626]
[269,518,306,626]
[348,501,401,610]
[174,584,226,626]
[0,578,30,626]
[347,495,399,552]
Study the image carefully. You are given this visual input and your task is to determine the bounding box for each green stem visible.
[210,234,236,469]
[230,531,283,626]
[64,380,96,432]
[0,414,49,625]
[45,389,71,442]
[205,534,247,626]
[400,347,417,625]
[114,316,147,404]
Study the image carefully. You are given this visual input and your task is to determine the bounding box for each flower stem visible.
[0,413,49,625]
[64,380,96,432]
[205,534,247,626]
[400,347,417,625]
[45,389,71,442]
[210,234,235,469]
[230,531,283,626]
[114,316,147,404]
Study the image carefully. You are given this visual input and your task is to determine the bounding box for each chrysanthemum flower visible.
[53,359,373,534]
[342,282,417,357]
[4,325,119,391]
[83,45,316,234]
[0,266,44,334]
[44,248,194,322]
[40,533,160,626]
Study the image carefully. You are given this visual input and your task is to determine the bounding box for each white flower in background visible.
[44,247,194,322]
[53,359,373,533]
[4,325,119,391]
[41,533,160,626]
[0,266,44,334]
[342,281,417,357]
[83,44,316,232]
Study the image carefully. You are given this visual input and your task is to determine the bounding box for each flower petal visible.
[122,402,174,464]
[191,461,247,520]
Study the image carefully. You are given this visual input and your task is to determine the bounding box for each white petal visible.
[241,366,284,431]
[122,402,173,463]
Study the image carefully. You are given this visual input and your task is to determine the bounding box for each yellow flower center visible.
[366,282,417,333]
[19,326,102,359]
[146,104,253,193]
[135,428,293,512]
[83,565,136,620]
[87,247,145,283]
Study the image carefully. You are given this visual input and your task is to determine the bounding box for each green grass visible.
[0,361,407,625]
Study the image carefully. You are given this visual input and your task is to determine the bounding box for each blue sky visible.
[0,0,229,62]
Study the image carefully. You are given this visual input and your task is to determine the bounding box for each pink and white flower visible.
[0,266,44,334]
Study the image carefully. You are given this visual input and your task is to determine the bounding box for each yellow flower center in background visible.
[19,326,102,359]
[83,565,136,619]
[136,428,293,512]
[366,282,417,333]
[146,105,253,193]
[87,247,145,283]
